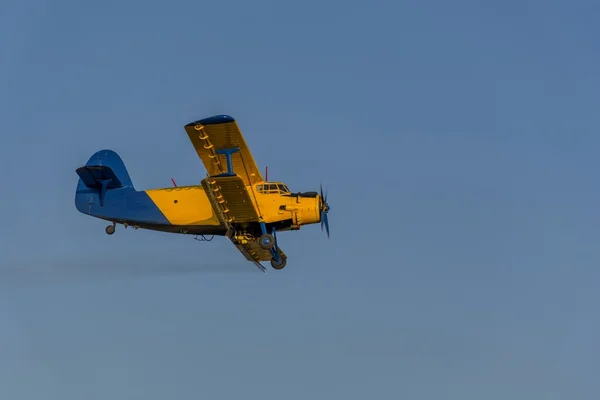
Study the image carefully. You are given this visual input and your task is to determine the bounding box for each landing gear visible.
[258,233,275,250]
[105,223,115,235]
[258,221,286,269]
[270,254,287,270]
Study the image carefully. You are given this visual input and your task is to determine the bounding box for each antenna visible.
[171,178,178,187]
[265,165,268,182]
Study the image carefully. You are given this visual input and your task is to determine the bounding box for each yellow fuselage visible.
[144,182,320,230]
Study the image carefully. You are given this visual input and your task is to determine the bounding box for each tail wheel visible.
[270,255,287,270]
[258,233,275,250]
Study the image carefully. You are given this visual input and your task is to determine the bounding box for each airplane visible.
[74,114,330,271]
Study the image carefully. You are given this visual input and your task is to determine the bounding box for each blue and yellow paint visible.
[74,149,223,234]
[74,114,328,243]
[74,114,332,271]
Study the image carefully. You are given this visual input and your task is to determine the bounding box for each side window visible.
[269,184,278,191]
[256,185,263,193]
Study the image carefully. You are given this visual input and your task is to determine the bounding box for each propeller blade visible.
[319,183,330,238]
[320,183,328,203]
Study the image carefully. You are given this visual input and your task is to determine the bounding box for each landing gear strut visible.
[259,221,287,270]
[105,223,115,235]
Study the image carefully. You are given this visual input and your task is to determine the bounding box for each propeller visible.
[319,183,330,238]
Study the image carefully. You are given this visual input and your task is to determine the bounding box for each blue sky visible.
[1,0,600,398]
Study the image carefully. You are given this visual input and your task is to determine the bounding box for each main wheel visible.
[270,255,287,270]
[105,225,115,235]
[258,233,275,250]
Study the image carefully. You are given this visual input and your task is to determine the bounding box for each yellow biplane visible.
[74,114,330,271]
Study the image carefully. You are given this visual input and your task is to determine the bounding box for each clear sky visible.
[1,0,599,398]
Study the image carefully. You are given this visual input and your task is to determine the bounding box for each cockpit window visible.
[256,182,290,194]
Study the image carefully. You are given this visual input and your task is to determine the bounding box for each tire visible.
[270,255,287,270]
[258,233,275,250]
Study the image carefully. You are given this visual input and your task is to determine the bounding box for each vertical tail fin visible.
[75,149,134,210]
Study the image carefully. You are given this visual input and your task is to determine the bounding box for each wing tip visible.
[185,114,236,127]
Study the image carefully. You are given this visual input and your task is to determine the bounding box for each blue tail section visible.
[76,149,134,192]
[74,149,170,225]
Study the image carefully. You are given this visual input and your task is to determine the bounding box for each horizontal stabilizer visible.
[76,165,124,189]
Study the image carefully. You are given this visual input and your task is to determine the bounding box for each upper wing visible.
[184,115,264,186]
